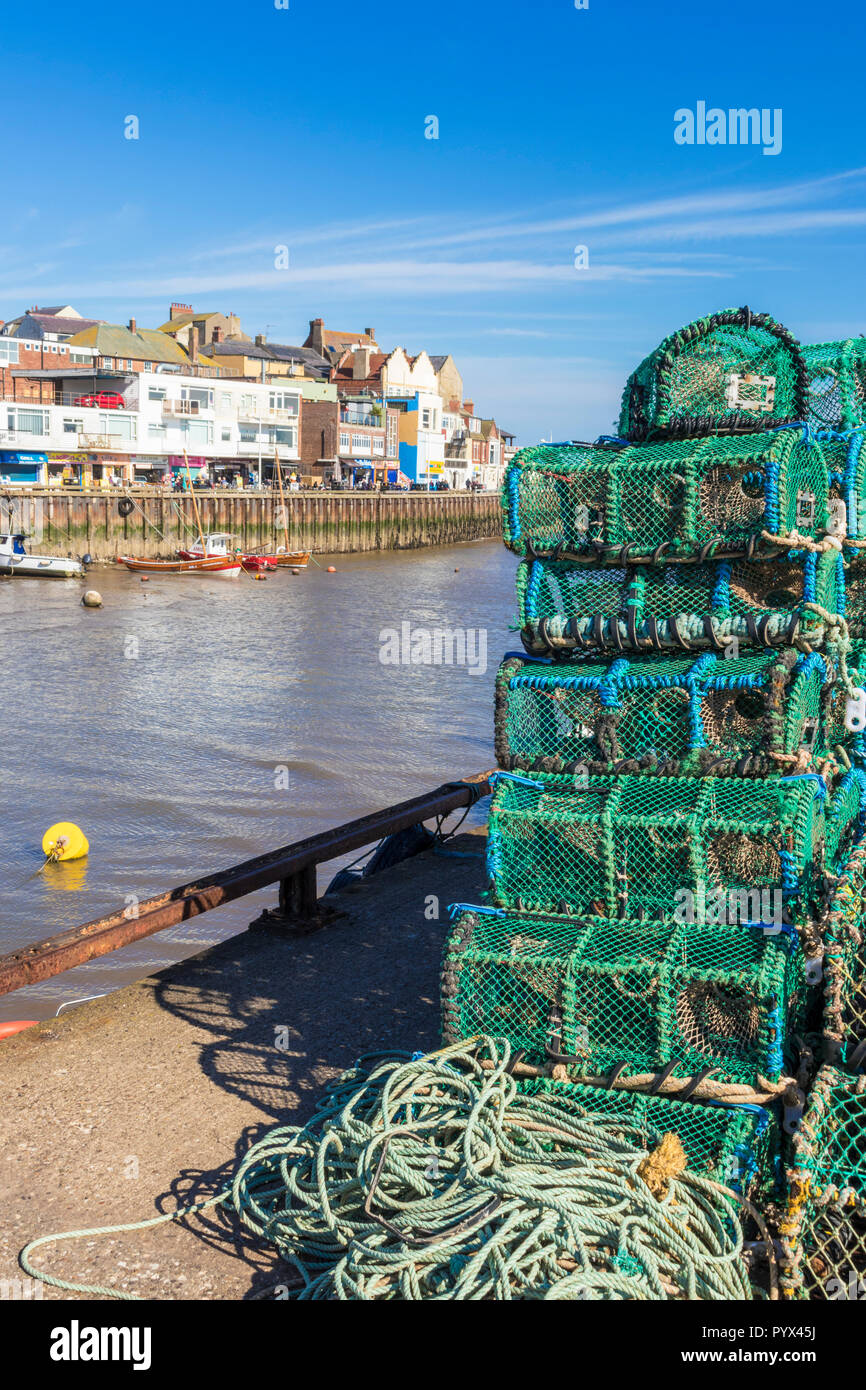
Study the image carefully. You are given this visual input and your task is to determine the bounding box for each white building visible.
[0,368,300,486]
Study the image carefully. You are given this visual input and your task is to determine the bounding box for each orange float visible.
[0,1020,38,1039]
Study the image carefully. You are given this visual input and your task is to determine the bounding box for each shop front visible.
[0,451,48,486]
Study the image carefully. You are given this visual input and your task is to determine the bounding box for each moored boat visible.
[0,532,84,579]
[118,554,242,578]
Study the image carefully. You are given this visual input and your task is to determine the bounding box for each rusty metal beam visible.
[0,770,493,997]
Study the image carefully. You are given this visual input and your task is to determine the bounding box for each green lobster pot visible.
[441,908,807,1085]
[517,551,844,657]
[485,770,857,922]
[516,1077,779,1199]
[502,429,828,563]
[494,646,864,780]
[821,844,866,1068]
[804,338,866,432]
[781,1066,866,1300]
[619,307,808,442]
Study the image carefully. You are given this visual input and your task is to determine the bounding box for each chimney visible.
[212,325,224,344]
[128,317,137,334]
[464,400,474,415]
[353,345,372,380]
[188,331,198,365]
[255,333,266,347]
[364,327,375,342]
[170,301,192,321]
[308,318,325,354]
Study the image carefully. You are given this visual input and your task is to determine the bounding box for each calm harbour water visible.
[0,540,517,1020]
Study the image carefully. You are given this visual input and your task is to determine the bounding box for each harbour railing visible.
[0,771,493,997]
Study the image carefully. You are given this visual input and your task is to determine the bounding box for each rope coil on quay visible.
[20,1035,756,1301]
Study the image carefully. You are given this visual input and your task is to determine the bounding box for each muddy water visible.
[0,541,517,1018]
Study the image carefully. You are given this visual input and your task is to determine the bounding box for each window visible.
[0,341,19,364]
[269,391,298,415]
[339,432,350,450]
[9,408,47,435]
[148,424,167,440]
[274,426,296,447]
[101,413,135,440]
[63,418,83,434]
[421,409,431,429]
[50,343,57,352]
[70,351,91,364]
[126,359,133,370]
[221,394,231,409]
[221,427,231,442]
[351,434,371,453]
[143,362,153,371]
[148,387,166,402]
[182,387,212,410]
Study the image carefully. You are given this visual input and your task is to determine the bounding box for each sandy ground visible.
[0,829,486,1300]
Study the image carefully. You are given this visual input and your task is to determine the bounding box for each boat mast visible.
[274,448,290,554]
[184,449,208,555]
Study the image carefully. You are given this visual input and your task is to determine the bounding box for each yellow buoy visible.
[42,822,89,862]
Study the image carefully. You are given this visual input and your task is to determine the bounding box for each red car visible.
[73,392,126,409]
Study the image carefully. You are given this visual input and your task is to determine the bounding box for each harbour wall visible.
[6,488,503,560]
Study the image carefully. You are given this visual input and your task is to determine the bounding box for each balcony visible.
[340,413,383,430]
[237,407,299,423]
[236,440,297,458]
[162,399,202,417]
[78,434,126,449]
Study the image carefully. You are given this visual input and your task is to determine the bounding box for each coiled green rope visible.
[20,1036,753,1301]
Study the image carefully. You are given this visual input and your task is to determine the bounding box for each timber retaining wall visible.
[5,489,502,560]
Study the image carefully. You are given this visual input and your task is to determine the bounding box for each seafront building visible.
[0,305,512,490]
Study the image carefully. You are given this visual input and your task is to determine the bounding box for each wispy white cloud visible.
[0,256,731,303]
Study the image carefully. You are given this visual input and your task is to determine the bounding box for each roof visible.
[321,328,375,347]
[5,312,101,338]
[266,343,330,372]
[66,324,189,364]
[428,355,450,371]
[157,311,221,334]
[332,352,388,383]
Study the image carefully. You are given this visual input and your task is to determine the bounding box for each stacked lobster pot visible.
[443,308,866,1228]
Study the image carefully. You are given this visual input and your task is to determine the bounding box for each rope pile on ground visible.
[20,1036,754,1301]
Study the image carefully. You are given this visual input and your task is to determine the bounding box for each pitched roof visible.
[332,352,388,383]
[429,355,449,371]
[65,323,190,364]
[200,340,270,360]
[157,311,221,334]
[321,328,375,347]
[5,312,101,338]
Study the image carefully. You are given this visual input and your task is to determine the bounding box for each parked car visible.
[72,392,126,409]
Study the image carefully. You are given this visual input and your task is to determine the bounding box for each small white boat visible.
[0,532,84,579]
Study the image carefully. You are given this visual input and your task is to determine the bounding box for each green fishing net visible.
[494,646,862,779]
[516,1077,779,1199]
[517,552,843,657]
[781,1067,866,1300]
[442,908,806,1085]
[486,770,832,922]
[804,339,866,432]
[502,429,827,562]
[619,308,808,442]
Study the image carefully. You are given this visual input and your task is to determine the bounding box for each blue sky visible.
[2,0,865,440]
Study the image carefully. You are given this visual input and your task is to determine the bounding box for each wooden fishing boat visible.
[118,554,242,578]
[271,547,311,569]
[177,534,279,572]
